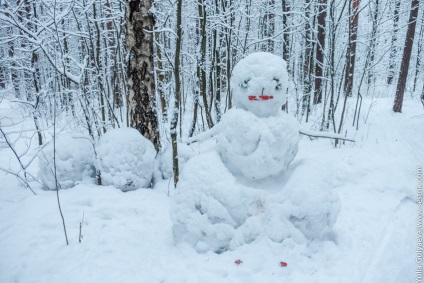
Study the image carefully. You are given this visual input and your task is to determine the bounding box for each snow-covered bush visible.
[218,108,299,180]
[38,134,96,190]
[97,128,156,191]
[172,152,340,253]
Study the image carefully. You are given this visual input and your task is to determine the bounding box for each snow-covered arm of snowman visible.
[185,122,226,145]
[299,128,355,142]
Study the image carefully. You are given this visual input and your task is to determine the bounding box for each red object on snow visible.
[280,261,288,267]
[248,95,274,101]
[234,259,243,265]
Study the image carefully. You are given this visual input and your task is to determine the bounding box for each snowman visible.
[171,52,340,253]
[219,52,299,181]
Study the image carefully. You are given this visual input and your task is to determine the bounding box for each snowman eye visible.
[273,78,282,91]
[240,78,250,89]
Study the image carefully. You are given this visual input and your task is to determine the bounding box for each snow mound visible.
[157,142,204,180]
[97,128,156,191]
[38,134,96,190]
[230,52,289,117]
[172,152,340,253]
[277,159,341,240]
[218,108,299,180]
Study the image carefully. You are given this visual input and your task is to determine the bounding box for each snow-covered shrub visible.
[97,128,156,191]
[218,108,299,180]
[172,152,340,253]
[38,134,96,190]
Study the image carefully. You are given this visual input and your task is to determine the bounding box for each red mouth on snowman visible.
[248,95,274,101]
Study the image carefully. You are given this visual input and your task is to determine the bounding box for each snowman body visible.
[219,52,299,180]
[218,108,299,180]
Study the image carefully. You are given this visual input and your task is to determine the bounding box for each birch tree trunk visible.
[126,0,160,151]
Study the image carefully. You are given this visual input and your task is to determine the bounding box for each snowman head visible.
[230,52,289,118]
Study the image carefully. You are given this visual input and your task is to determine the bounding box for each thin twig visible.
[53,0,69,246]
[0,127,37,195]
[299,129,355,142]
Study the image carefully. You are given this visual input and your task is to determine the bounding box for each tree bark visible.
[198,0,213,129]
[126,0,160,151]
[367,0,379,85]
[313,0,327,104]
[263,0,275,52]
[282,0,290,61]
[393,0,420,113]
[302,0,314,121]
[344,0,360,97]
[387,0,401,85]
[171,0,183,187]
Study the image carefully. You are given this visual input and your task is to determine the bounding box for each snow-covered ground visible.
[0,96,422,283]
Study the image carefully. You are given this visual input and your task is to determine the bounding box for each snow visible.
[230,52,289,118]
[218,108,299,180]
[0,96,421,282]
[38,134,96,190]
[156,142,205,180]
[170,54,306,253]
[97,128,156,191]
[171,151,340,253]
[171,54,305,253]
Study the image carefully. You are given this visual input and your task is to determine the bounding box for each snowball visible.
[282,159,341,240]
[172,152,340,253]
[172,151,261,253]
[231,52,289,117]
[218,108,299,180]
[97,128,156,191]
[38,134,96,190]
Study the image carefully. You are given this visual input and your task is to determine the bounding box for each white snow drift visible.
[97,128,156,191]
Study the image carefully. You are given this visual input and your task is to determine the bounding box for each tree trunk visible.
[263,0,275,52]
[344,0,360,97]
[282,0,290,61]
[387,0,401,85]
[367,0,379,85]
[393,0,420,113]
[171,0,183,187]
[198,0,213,129]
[313,0,327,104]
[302,0,315,121]
[413,7,424,92]
[126,0,160,151]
